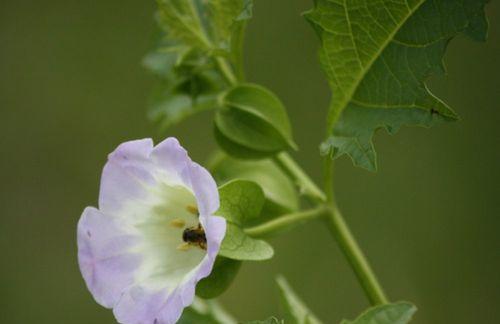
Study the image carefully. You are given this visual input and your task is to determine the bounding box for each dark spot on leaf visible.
[430,108,439,115]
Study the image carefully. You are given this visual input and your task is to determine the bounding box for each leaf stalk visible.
[245,206,328,237]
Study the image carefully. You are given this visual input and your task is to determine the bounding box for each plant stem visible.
[273,152,326,203]
[245,206,328,237]
[215,57,238,85]
[215,54,388,306]
[325,205,388,305]
[323,157,388,305]
[324,157,334,202]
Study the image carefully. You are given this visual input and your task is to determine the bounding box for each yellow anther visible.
[169,218,186,228]
[186,205,199,215]
[177,243,191,251]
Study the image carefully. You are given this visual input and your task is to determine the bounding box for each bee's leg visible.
[199,242,207,250]
[177,243,191,251]
[169,218,186,228]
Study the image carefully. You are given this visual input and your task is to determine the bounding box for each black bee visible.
[182,223,207,250]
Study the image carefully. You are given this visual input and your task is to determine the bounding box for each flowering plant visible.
[78,0,490,323]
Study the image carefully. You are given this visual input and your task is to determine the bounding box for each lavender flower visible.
[77,138,226,324]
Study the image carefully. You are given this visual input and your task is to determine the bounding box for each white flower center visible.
[125,182,206,290]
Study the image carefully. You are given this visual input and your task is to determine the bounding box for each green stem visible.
[245,206,328,237]
[215,57,238,85]
[231,21,247,81]
[324,157,334,202]
[325,205,388,305]
[273,152,326,203]
[214,53,387,306]
[323,155,387,305]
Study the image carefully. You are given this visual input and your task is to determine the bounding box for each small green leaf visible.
[196,256,241,299]
[179,297,236,324]
[218,179,265,225]
[209,0,253,48]
[276,276,323,324]
[149,93,218,130]
[209,152,299,218]
[244,317,283,324]
[217,180,274,261]
[157,0,211,51]
[219,223,274,260]
[215,84,296,159]
[146,0,254,130]
[341,302,417,324]
[304,0,489,171]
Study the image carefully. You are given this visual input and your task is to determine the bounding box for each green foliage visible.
[305,0,488,171]
[244,317,283,324]
[340,302,417,324]
[217,180,274,260]
[178,298,236,324]
[209,152,299,217]
[215,84,297,159]
[145,0,253,129]
[196,256,242,299]
[276,276,323,324]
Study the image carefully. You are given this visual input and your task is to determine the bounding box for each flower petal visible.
[99,139,156,215]
[151,138,219,215]
[183,162,220,216]
[77,207,142,308]
[150,137,190,185]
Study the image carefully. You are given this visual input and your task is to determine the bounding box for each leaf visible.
[209,152,299,218]
[146,0,253,130]
[157,0,211,51]
[217,180,274,261]
[244,317,283,324]
[209,0,253,47]
[179,297,237,324]
[196,256,242,298]
[340,302,417,324]
[304,0,489,171]
[215,84,297,159]
[276,276,323,324]
[149,92,218,130]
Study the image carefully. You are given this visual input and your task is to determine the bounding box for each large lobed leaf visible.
[305,0,488,171]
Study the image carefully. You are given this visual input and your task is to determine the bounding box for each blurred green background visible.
[1,0,499,323]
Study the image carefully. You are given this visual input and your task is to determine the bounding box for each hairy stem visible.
[245,206,328,237]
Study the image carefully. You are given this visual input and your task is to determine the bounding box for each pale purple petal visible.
[99,139,156,214]
[150,138,190,181]
[151,138,219,215]
[79,137,226,324]
[77,207,141,308]
[184,162,220,216]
